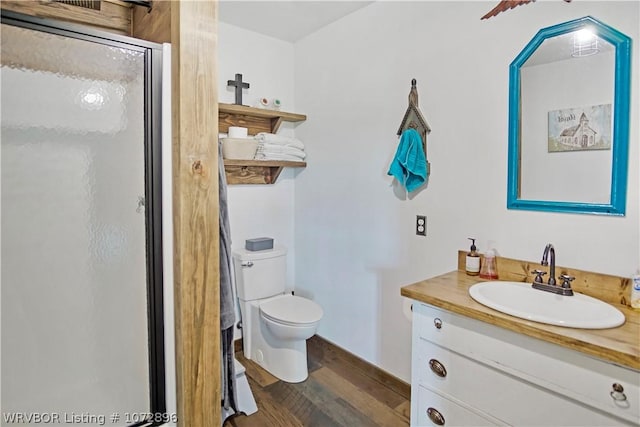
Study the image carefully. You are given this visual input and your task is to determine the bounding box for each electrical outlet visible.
[416,215,426,236]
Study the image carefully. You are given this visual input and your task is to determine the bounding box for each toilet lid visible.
[260,295,323,326]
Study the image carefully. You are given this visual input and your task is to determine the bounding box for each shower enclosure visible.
[1,11,165,426]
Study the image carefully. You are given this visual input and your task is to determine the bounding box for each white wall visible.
[293,1,639,383]
[217,22,300,339]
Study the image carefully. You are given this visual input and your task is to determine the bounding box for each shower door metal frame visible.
[1,10,166,426]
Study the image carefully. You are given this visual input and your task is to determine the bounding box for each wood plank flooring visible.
[224,336,411,427]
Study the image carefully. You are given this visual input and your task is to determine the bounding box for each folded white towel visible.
[257,143,306,159]
[255,132,305,149]
[255,153,307,162]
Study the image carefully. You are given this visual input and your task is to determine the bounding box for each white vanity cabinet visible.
[410,301,640,427]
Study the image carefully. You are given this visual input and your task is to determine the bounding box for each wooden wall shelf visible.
[224,159,306,185]
[219,103,306,135]
[219,103,307,184]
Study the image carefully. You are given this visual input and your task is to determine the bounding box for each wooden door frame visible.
[169,1,221,425]
[133,2,222,424]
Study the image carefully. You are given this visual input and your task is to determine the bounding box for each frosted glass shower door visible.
[1,18,163,425]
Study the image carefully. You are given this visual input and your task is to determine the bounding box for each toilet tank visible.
[232,246,287,301]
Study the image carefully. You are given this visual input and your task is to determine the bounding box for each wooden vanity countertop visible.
[401,270,640,370]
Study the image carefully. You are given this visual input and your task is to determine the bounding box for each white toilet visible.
[232,246,323,383]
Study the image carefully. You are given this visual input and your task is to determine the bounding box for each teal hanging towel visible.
[387,128,428,192]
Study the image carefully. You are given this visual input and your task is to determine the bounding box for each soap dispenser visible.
[466,238,480,276]
[480,248,498,280]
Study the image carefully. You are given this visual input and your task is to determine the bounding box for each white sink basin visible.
[469,281,625,329]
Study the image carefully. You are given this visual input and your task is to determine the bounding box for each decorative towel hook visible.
[387,79,431,192]
[397,79,431,172]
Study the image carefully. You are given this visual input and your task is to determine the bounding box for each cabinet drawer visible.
[416,338,631,426]
[413,385,499,427]
[412,302,640,425]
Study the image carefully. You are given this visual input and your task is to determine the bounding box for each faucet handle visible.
[531,269,547,283]
[559,274,575,289]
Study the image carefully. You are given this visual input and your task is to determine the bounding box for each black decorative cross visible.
[227,73,250,105]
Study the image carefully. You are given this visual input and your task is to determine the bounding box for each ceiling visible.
[218,1,373,43]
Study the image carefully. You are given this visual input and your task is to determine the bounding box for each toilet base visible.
[239,297,315,383]
[252,338,309,383]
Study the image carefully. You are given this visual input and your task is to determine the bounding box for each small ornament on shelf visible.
[255,97,283,110]
[227,73,250,105]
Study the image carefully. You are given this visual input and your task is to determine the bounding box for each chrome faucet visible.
[541,243,556,286]
[531,243,574,296]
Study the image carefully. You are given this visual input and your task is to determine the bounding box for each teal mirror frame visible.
[507,16,631,215]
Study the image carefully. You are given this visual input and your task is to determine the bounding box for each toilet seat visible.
[260,295,323,327]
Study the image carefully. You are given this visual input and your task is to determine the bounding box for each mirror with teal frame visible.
[507,16,631,215]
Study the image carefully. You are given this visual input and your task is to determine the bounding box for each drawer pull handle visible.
[610,383,627,402]
[433,318,442,329]
[427,407,445,425]
[429,359,447,378]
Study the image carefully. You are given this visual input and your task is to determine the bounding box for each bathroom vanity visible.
[401,256,640,426]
